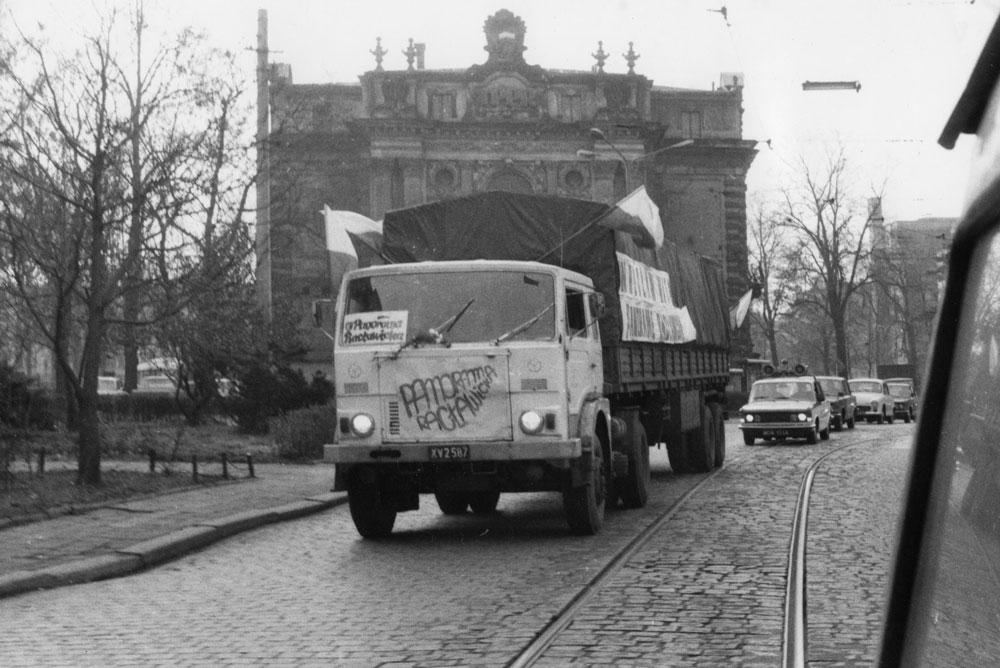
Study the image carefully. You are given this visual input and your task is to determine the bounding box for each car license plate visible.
[429,445,470,461]
[765,430,789,437]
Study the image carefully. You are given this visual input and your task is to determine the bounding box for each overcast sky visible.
[10,0,1000,221]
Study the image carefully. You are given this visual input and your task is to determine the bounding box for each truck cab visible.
[326,260,614,537]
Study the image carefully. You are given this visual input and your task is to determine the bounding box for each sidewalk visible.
[0,461,346,599]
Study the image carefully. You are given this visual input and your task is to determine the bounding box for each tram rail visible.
[505,437,879,668]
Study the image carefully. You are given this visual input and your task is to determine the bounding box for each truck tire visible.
[743,432,755,446]
[563,432,607,535]
[348,481,397,539]
[469,491,500,514]
[435,492,469,515]
[877,411,885,424]
[686,405,716,473]
[820,421,830,440]
[711,403,726,467]
[847,413,856,429]
[619,421,650,509]
[806,423,818,444]
[834,412,845,431]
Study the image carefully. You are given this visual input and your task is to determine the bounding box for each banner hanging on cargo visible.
[616,252,697,344]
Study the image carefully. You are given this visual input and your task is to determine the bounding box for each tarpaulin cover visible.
[381,191,728,349]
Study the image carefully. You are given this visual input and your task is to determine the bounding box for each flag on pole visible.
[323,206,384,297]
[729,288,754,329]
[597,186,664,249]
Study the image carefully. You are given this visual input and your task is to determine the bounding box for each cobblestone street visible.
[0,422,914,667]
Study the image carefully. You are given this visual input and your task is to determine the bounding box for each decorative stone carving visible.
[428,162,460,195]
[370,37,387,72]
[403,38,418,71]
[592,41,608,74]
[483,9,526,65]
[623,42,639,75]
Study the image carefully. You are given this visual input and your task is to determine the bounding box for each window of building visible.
[562,91,582,122]
[681,111,703,138]
[430,92,457,120]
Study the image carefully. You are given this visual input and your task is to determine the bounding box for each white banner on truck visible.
[616,252,697,344]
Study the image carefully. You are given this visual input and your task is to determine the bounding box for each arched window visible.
[485,170,532,193]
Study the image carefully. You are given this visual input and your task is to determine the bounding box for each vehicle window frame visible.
[877,156,1000,667]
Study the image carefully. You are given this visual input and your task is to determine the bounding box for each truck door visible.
[565,286,601,411]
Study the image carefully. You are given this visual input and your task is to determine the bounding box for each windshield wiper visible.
[390,298,475,358]
[438,298,475,334]
[493,303,554,345]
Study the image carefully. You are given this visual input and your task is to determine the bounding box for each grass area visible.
[0,421,280,525]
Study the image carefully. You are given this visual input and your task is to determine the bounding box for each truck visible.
[324,191,730,537]
[876,363,917,386]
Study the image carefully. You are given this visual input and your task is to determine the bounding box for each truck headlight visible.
[797,413,808,422]
[519,410,544,435]
[350,413,375,437]
[743,414,754,423]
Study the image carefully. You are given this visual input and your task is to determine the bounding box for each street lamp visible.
[588,127,630,191]
[579,132,694,193]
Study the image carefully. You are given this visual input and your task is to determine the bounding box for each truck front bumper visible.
[325,439,582,464]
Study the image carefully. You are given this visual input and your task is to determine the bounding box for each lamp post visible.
[588,127,630,192]
[579,132,694,193]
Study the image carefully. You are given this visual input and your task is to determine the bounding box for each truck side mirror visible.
[588,293,607,319]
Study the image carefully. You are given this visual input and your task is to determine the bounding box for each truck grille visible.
[388,401,400,435]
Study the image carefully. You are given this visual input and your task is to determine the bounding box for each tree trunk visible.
[76,393,102,486]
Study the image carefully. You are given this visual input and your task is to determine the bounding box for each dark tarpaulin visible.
[381,191,728,349]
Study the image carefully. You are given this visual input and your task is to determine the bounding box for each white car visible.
[739,375,832,445]
[848,378,894,424]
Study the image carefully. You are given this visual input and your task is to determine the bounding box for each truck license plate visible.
[428,445,470,461]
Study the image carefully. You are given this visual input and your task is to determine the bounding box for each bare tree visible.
[746,197,795,364]
[779,147,881,377]
[0,7,254,485]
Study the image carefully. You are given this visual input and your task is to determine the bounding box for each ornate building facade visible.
[256,9,758,369]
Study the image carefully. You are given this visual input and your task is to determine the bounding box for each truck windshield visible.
[342,270,556,345]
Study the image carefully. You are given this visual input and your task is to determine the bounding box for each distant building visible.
[869,215,955,381]
[255,9,759,371]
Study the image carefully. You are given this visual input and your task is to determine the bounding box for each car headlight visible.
[743,414,754,423]
[519,410,545,435]
[350,413,375,437]
[797,413,808,422]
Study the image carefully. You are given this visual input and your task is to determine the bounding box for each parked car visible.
[738,375,832,445]
[816,375,856,431]
[886,380,917,423]
[849,378,894,424]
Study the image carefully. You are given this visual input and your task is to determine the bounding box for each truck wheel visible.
[685,406,716,473]
[834,412,844,431]
[806,423,818,444]
[904,409,912,424]
[469,491,500,514]
[348,481,397,539]
[711,403,726,467]
[820,421,830,440]
[743,432,755,446]
[887,411,895,424]
[847,413,856,429]
[563,432,607,535]
[435,492,469,515]
[619,421,650,509]
[877,411,885,424]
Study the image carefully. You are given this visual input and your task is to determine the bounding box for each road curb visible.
[0,492,348,600]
